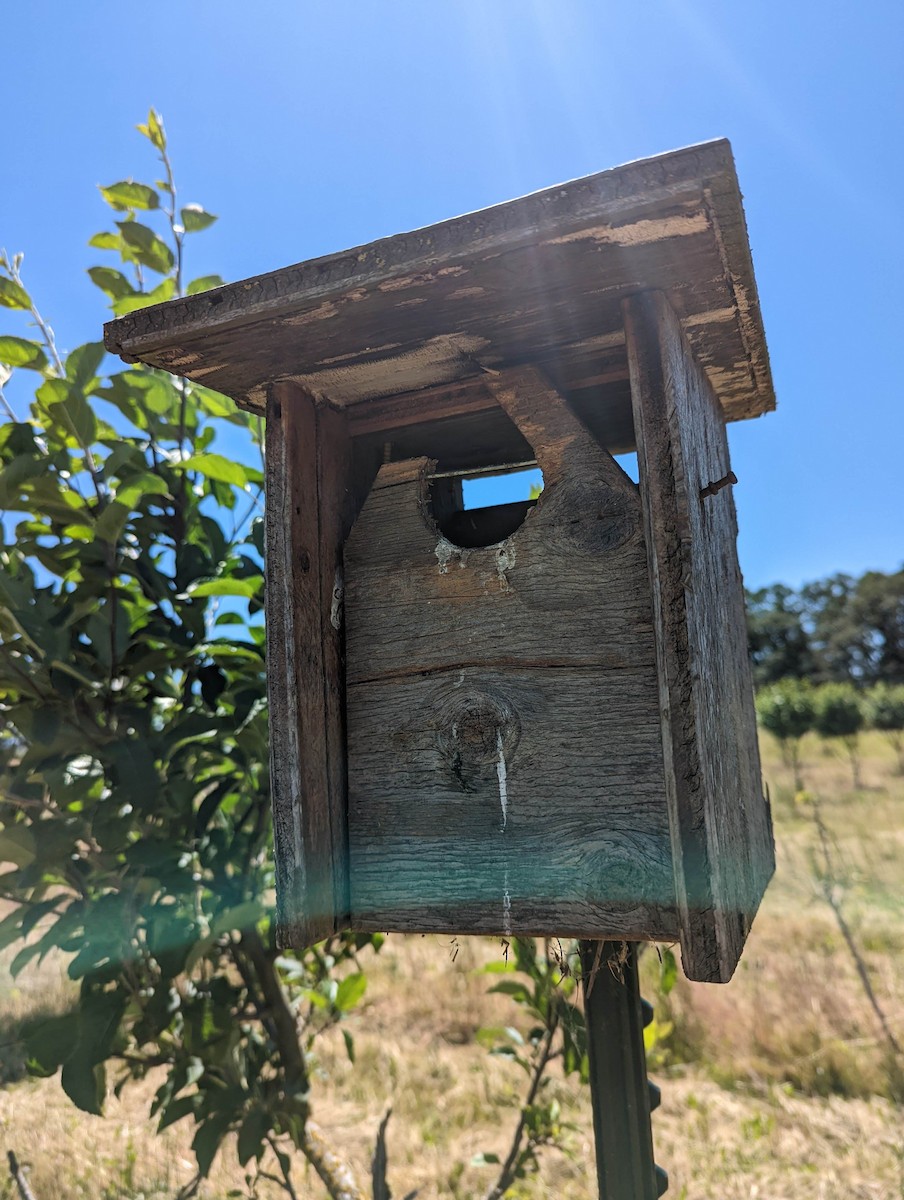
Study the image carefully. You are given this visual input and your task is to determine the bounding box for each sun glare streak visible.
[665,0,900,225]
[455,0,631,190]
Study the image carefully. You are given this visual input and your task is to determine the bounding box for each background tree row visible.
[746,570,904,688]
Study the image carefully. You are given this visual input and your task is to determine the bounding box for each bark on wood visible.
[265,382,352,946]
[624,289,774,983]
[344,373,678,941]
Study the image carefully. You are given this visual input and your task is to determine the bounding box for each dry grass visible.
[1,733,902,1199]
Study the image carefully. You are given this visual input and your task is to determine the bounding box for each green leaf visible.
[100,180,159,211]
[644,1016,674,1053]
[190,384,234,418]
[78,987,127,1065]
[488,980,532,1003]
[0,277,32,309]
[210,900,267,936]
[112,277,175,316]
[62,1051,106,1115]
[479,960,517,975]
[115,472,171,508]
[342,1029,356,1064]
[181,205,217,233]
[476,1025,510,1050]
[93,501,130,544]
[335,971,367,1012]
[177,453,251,486]
[10,941,43,979]
[192,1109,233,1177]
[186,275,226,296]
[137,108,166,151]
[108,739,159,811]
[87,266,136,301]
[65,342,106,388]
[188,578,262,599]
[0,824,37,868]
[0,908,24,955]
[26,1011,79,1072]
[659,947,678,997]
[158,1093,197,1132]
[88,231,124,252]
[472,1153,501,1166]
[0,335,48,371]
[237,1107,270,1166]
[117,221,175,274]
[36,378,97,448]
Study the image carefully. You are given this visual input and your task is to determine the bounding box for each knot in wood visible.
[435,688,520,792]
[550,481,637,556]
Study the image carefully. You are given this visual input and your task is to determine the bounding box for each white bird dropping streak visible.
[496,728,508,832]
[498,731,511,936]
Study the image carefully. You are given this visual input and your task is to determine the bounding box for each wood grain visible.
[265,381,352,948]
[624,290,774,983]
[344,375,677,941]
[105,140,774,426]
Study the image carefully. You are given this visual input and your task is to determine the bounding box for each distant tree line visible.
[746,566,904,688]
[748,567,904,788]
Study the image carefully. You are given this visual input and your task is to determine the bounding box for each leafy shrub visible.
[755,679,815,789]
[867,683,904,772]
[813,683,865,788]
[0,109,383,1196]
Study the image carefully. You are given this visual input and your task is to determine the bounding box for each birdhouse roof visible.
[104,139,774,425]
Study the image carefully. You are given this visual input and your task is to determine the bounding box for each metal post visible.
[579,941,667,1199]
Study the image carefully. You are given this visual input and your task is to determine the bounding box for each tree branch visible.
[811,797,902,1059]
[484,1014,559,1200]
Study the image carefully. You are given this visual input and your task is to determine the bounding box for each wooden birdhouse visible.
[105,140,776,984]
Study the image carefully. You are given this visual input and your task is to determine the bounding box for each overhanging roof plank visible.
[104,139,774,424]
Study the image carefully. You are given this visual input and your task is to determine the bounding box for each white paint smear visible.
[496,729,508,832]
[503,868,512,938]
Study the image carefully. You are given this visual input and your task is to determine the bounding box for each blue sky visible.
[4,0,902,589]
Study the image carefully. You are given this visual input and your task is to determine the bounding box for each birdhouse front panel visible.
[343,371,679,942]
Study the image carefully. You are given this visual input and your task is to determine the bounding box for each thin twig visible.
[0,383,17,422]
[484,1014,559,1200]
[810,797,902,1058]
[265,1136,300,1200]
[7,258,107,505]
[7,1150,36,1200]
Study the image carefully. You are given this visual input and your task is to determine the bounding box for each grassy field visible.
[1,731,902,1199]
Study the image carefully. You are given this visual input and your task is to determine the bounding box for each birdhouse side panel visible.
[625,290,774,983]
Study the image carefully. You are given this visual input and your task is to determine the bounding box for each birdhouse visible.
[105,140,775,983]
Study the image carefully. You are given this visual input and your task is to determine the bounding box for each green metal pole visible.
[579,941,667,1200]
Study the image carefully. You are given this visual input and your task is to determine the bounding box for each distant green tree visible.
[755,679,815,790]
[813,683,865,789]
[746,584,815,687]
[800,574,862,684]
[867,683,904,774]
[746,568,904,689]
[851,570,904,685]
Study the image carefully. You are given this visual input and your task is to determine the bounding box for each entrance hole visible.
[430,464,544,549]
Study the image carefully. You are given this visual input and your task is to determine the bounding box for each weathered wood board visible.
[343,373,679,941]
[265,382,353,947]
[624,290,774,983]
[104,141,774,432]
